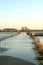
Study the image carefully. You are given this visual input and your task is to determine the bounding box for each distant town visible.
[0,27,43,32]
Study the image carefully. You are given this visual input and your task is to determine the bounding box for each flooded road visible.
[0,32,39,65]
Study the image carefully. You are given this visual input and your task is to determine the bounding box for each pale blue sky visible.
[0,0,43,29]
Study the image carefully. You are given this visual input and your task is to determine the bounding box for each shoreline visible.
[0,56,35,65]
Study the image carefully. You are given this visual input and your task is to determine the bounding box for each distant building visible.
[0,29,2,32]
[3,28,18,32]
[20,26,30,32]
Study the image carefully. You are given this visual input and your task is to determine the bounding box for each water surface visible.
[0,32,39,65]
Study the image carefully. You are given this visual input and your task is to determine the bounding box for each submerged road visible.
[0,32,39,65]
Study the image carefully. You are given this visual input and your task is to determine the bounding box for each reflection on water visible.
[0,47,9,53]
[0,32,39,65]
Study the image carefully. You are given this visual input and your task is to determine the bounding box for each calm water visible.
[0,32,40,65]
[36,36,43,45]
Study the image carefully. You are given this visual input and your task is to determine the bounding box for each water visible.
[0,32,40,65]
[0,32,14,38]
[36,36,43,45]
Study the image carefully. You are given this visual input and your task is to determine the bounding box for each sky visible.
[0,0,43,29]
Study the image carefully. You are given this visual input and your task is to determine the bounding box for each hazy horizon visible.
[0,0,43,29]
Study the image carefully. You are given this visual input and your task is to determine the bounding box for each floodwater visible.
[36,36,43,45]
[0,32,40,65]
